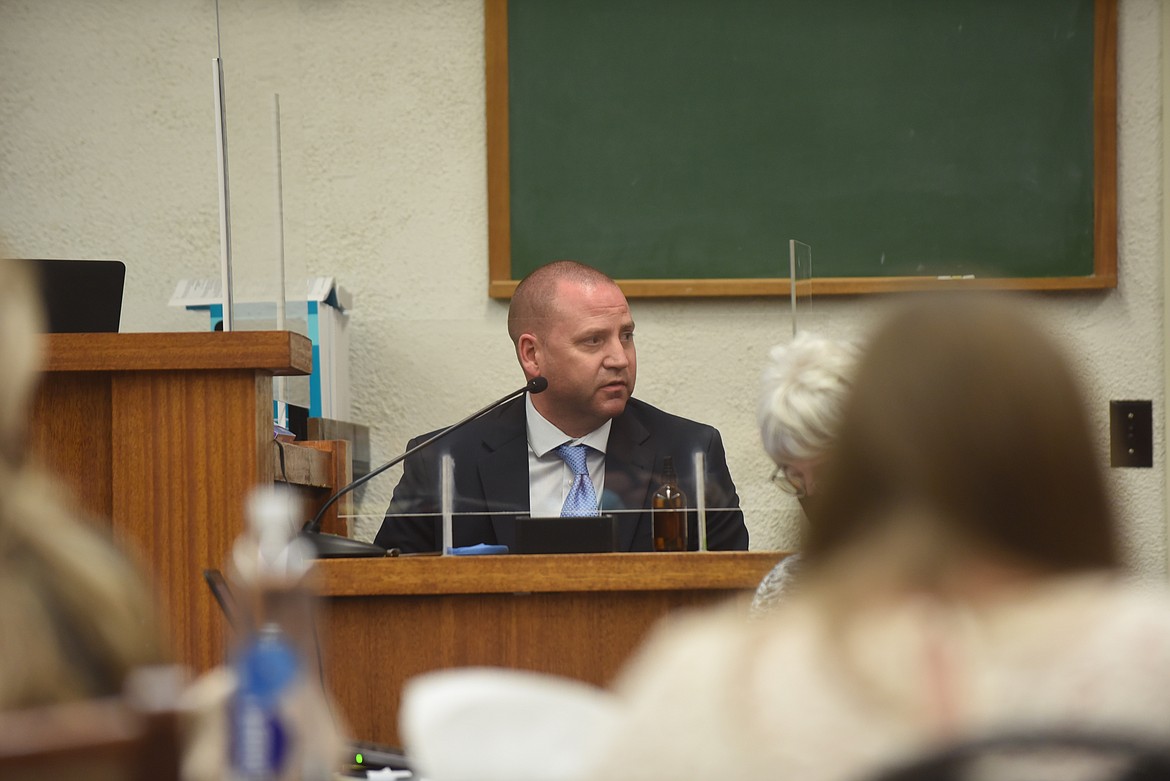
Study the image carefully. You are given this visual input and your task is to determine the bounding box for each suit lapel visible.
[481,399,530,547]
[603,405,655,550]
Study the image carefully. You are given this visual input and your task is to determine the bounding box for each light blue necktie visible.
[556,444,599,517]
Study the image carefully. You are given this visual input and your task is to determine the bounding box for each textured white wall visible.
[0,0,1164,577]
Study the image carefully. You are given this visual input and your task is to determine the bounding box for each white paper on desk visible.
[400,667,619,781]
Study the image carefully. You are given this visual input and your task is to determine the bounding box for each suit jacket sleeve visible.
[373,435,442,553]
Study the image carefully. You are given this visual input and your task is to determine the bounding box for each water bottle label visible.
[229,630,299,780]
[230,696,290,780]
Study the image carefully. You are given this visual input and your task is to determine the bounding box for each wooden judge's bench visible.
[28,331,781,747]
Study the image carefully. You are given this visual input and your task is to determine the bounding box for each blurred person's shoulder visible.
[595,596,890,781]
[989,573,1170,719]
[1028,572,1170,629]
[1076,573,1170,650]
[1019,573,1170,735]
[612,593,824,697]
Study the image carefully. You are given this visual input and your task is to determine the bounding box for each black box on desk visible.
[512,514,618,554]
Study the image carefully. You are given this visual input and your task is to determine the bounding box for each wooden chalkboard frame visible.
[485,0,1117,298]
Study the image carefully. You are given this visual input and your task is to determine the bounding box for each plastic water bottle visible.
[230,624,300,778]
[227,487,336,781]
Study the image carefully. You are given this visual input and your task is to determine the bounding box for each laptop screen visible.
[25,259,126,333]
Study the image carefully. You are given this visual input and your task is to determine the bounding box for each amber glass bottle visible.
[652,456,688,552]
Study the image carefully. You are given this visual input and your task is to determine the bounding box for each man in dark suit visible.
[373,260,748,553]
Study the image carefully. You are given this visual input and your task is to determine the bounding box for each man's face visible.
[526,280,637,436]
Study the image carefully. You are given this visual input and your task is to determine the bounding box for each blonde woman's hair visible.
[0,255,163,708]
[758,332,860,493]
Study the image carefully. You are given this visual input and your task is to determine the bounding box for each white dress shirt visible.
[524,393,611,517]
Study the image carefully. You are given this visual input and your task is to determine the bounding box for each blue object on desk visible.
[447,544,509,556]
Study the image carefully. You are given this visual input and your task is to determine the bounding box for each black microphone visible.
[300,376,549,558]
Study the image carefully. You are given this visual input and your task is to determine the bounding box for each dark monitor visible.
[24,259,126,333]
[511,514,619,555]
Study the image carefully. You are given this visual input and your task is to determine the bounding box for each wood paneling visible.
[28,332,312,673]
[277,439,352,537]
[317,552,783,745]
[29,373,114,524]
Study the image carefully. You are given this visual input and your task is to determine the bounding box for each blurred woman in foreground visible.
[594,296,1170,781]
[0,255,163,707]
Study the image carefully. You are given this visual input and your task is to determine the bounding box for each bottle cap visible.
[241,485,313,578]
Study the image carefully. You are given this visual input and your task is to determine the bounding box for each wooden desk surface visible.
[317,550,783,596]
[41,331,313,374]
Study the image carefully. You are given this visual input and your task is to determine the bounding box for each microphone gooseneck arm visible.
[302,376,548,534]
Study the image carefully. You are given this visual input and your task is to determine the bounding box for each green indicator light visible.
[355,753,364,765]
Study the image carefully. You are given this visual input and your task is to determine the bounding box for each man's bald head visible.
[507,260,619,344]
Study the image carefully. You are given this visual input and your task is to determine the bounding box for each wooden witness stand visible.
[27,331,781,749]
[317,551,783,746]
[28,331,314,675]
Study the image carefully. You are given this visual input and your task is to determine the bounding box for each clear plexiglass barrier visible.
[790,239,814,337]
[366,448,745,555]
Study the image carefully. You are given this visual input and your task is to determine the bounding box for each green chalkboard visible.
[486,0,1116,297]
